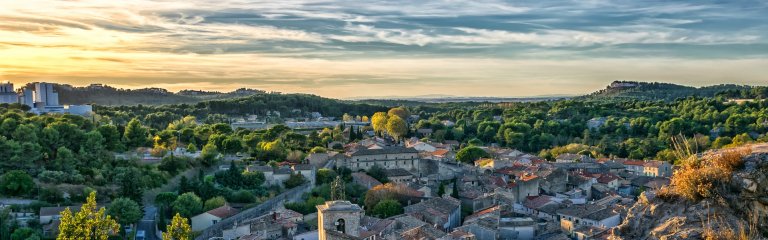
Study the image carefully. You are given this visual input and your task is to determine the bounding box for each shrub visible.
[664,148,751,202]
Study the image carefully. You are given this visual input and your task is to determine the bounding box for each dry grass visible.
[661,148,752,202]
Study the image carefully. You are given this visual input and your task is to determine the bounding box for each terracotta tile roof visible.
[351,172,382,189]
[523,195,554,209]
[432,149,450,156]
[643,160,665,168]
[623,160,645,166]
[206,205,239,218]
[596,173,620,184]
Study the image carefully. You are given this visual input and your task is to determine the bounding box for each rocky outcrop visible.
[612,144,768,239]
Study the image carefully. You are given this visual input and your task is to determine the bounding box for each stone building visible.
[337,147,420,171]
[317,201,364,240]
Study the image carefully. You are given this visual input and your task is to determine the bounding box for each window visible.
[212,220,218,224]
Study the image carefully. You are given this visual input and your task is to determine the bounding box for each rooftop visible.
[206,205,239,218]
[385,168,413,177]
[350,146,418,156]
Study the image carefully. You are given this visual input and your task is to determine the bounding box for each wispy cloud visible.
[0,0,766,97]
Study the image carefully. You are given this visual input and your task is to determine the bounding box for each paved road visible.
[137,205,158,240]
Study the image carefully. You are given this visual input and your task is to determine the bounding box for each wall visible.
[195,183,312,240]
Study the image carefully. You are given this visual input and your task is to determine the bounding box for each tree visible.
[123,118,148,149]
[162,213,191,240]
[242,171,266,189]
[371,112,388,135]
[284,173,307,189]
[201,143,219,166]
[11,227,40,240]
[387,107,409,120]
[172,193,203,218]
[310,146,327,153]
[203,196,227,211]
[371,199,403,218]
[0,170,35,196]
[456,146,490,164]
[385,115,407,141]
[107,198,142,226]
[316,168,337,185]
[155,192,179,209]
[366,165,389,183]
[451,180,459,198]
[437,182,445,197]
[57,192,120,240]
[115,167,144,202]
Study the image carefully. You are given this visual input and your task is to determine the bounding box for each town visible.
[0,80,736,240]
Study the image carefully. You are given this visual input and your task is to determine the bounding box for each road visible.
[137,157,237,240]
[137,205,158,240]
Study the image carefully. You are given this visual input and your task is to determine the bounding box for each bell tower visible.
[316,200,363,240]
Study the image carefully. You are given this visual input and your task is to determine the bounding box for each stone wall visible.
[195,183,312,240]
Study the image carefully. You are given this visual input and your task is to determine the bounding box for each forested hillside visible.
[583,81,753,101]
[94,92,389,128]
[39,83,267,106]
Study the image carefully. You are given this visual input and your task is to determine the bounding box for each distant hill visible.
[34,83,268,106]
[581,81,754,101]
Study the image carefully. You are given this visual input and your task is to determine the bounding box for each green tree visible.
[371,199,403,218]
[123,118,148,149]
[284,173,307,189]
[437,182,445,197]
[162,213,191,240]
[172,193,203,218]
[366,165,389,183]
[57,192,120,240]
[201,143,219,166]
[0,170,35,196]
[107,198,142,226]
[456,146,490,164]
[316,168,337,185]
[155,192,179,209]
[11,227,41,240]
[242,171,266,189]
[203,196,227,211]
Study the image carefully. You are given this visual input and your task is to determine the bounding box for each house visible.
[499,217,536,240]
[439,229,475,240]
[225,209,303,240]
[40,206,80,224]
[417,128,434,137]
[293,164,316,185]
[191,205,240,231]
[386,168,414,184]
[596,173,621,190]
[643,160,672,177]
[430,149,455,162]
[338,147,420,171]
[557,204,620,236]
[555,153,589,163]
[412,142,438,152]
[351,172,382,189]
[622,160,646,175]
[305,152,332,167]
[404,197,462,232]
[521,195,562,221]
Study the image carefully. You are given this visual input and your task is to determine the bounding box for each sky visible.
[1,0,767,98]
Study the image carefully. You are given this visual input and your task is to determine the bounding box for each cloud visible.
[0,0,766,97]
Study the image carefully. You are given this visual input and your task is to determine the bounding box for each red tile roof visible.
[623,160,645,166]
[432,149,450,156]
[596,173,620,184]
[206,205,239,219]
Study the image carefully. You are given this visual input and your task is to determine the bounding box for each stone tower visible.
[316,200,363,240]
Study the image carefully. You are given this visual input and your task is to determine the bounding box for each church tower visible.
[316,200,363,240]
